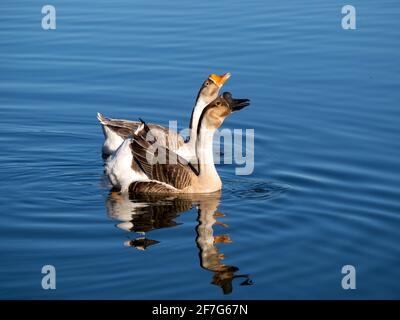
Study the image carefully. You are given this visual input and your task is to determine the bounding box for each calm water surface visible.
[1,0,400,299]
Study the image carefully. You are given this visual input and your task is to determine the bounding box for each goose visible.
[97,73,231,159]
[105,92,250,193]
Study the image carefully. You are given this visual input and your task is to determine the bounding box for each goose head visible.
[198,92,250,133]
[196,73,231,106]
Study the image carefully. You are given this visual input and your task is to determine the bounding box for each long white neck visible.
[195,125,221,189]
[186,97,207,153]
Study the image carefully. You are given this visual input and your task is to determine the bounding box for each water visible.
[1,0,400,299]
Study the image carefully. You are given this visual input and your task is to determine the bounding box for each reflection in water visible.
[105,191,253,294]
[195,194,253,294]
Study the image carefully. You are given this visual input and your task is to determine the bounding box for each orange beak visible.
[209,72,231,87]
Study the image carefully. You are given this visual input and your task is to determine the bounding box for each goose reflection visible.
[106,191,192,249]
[105,191,253,294]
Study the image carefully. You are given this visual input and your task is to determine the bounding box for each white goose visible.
[97,73,231,160]
[105,92,250,193]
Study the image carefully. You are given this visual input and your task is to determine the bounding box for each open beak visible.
[223,92,250,111]
[209,72,231,87]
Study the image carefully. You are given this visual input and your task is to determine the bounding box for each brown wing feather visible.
[105,124,139,140]
[128,181,178,194]
[130,135,196,190]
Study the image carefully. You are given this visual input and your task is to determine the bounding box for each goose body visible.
[105,92,250,194]
[98,73,231,159]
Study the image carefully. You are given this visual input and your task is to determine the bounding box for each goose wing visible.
[97,113,185,150]
[130,131,198,191]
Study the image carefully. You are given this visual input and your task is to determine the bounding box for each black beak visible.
[223,92,250,112]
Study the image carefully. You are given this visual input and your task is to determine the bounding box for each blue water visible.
[1,0,400,299]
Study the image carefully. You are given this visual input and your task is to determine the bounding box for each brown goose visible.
[124,92,250,194]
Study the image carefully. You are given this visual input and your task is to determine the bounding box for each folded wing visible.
[130,128,198,191]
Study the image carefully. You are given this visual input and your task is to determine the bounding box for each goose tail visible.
[97,112,110,125]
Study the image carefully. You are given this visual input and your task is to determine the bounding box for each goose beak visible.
[209,72,231,87]
[223,92,250,111]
